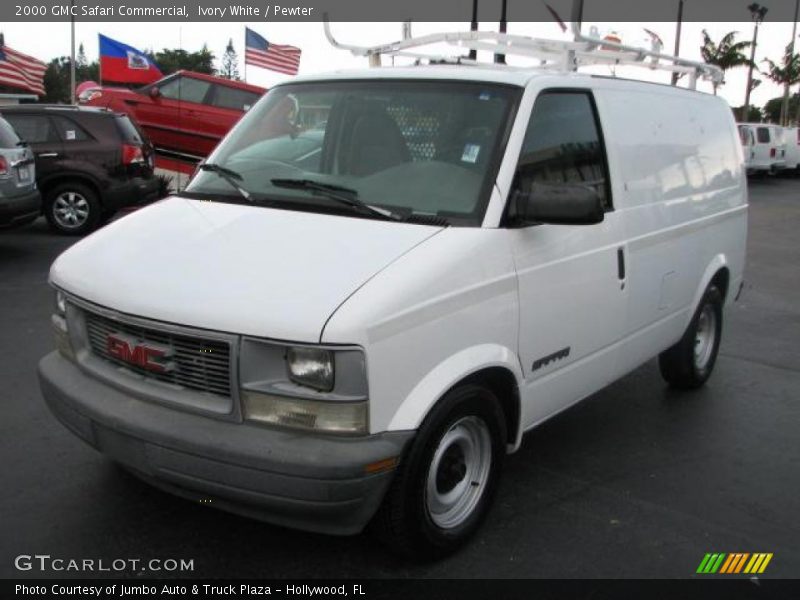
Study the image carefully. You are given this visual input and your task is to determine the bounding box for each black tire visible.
[659,284,723,389]
[371,383,506,560]
[44,182,101,235]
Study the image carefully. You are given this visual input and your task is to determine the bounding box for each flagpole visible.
[70,0,76,103]
[243,27,247,82]
[98,34,102,86]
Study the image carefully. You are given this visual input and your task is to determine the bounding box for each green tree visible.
[220,38,240,80]
[149,45,215,76]
[75,43,100,84]
[762,93,800,124]
[733,104,764,122]
[700,30,753,95]
[76,43,87,69]
[42,57,71,103]
[762,43,800,125]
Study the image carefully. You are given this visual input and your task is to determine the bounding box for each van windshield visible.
[184,80,519,225]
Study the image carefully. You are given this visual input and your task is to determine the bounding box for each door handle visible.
[617,247,626,289]
[37,152,58,158]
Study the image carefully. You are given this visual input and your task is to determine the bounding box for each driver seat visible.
[343,105,410,177]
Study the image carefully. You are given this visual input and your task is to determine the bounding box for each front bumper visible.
[38,352,413,535]
[0,187,41,227]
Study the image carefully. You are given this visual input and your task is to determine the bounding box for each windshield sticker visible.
[461,144,481,163]
[479,92,491,100]
[65,130,76,140]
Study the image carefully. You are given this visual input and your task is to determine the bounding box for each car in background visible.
[738,123,786,175]
[80,70,266,159]
[0,105,159,235]
[783,126,799,172]
[0,115,40,228]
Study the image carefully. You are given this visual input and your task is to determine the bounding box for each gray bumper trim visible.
[38,352,414,535]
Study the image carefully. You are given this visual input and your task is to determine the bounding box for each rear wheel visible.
[659,284,723,389]
[44,182,101,235]
[371,384,506,560]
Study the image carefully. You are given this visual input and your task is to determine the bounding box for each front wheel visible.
[371,384,506,560]
[659,284,723,389]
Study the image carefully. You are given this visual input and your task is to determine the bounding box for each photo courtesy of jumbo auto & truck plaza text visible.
[1,0,799,598]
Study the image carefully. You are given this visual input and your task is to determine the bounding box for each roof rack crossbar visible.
[322,18,723,90]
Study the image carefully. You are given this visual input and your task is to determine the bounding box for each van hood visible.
[50,197,443,342]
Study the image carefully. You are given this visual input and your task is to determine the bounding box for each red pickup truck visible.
[80,71,265,159]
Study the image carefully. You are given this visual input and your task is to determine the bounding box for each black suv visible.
[0,105,159,235]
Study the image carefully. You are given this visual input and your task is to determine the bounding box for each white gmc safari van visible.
[39,30,747,559]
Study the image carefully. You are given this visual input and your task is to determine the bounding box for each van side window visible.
[757,127,770,143]
[514,91,610,210]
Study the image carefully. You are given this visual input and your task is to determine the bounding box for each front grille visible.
[84,310,232,397]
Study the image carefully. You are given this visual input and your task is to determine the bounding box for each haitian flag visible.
[99,34,162,84]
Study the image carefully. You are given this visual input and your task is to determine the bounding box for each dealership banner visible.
[5,0,800,22]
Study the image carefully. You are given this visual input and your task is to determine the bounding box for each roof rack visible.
[322,19,722,90]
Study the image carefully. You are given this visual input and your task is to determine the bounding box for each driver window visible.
[515,91,611,210]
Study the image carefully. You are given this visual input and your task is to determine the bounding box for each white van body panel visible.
[598,86,747,378]
[784,127,800,170]
[49,198,444,343]
[321,228,520,434]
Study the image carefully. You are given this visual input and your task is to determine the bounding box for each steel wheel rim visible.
[425,415,492,529]
[53,192,89,229]
[694,304,717,371]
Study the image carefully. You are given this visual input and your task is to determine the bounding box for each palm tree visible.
[763,44,800,124]
[700,30,754,95]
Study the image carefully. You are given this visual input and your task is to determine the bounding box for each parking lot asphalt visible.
[1,178,798,580]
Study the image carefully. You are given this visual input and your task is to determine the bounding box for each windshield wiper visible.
[199,163,252,202]
[270,178,402,222]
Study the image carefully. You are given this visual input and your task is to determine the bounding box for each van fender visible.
[685,254,728,330]
[387,344,525,447]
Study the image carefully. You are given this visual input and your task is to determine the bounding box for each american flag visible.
[245,28,301,76]
[0,38,46,96]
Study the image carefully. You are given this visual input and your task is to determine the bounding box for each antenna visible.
[495,0,507,64]
[469,0,478,60]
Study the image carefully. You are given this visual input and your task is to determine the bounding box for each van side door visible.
[507,90,627,429]
[755,126,772,169]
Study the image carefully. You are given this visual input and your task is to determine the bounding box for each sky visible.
[4,20,799,110]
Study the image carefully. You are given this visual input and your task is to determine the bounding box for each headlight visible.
[242,391,367,435]
[286,346,334,392]
[239,339,368,435]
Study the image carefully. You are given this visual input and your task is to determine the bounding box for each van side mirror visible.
[149,87,161,100]
[509,182,605,226]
